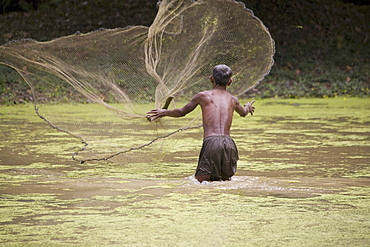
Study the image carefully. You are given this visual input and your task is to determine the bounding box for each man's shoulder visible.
[199,90,212,94]
[194,90,211,98]
[195,89,237,99]
[191,91,213,105]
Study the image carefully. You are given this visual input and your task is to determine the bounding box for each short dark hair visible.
[212,64,232,85]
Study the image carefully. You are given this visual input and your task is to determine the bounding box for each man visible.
[147,64,255,182]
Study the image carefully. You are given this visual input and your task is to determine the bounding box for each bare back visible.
[197,89,238,138]
[146,85,252,135]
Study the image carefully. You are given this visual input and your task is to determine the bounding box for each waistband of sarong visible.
[203,135,232,141]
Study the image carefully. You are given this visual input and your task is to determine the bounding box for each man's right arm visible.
[146,93,202,121]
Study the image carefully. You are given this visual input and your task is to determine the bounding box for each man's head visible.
[212,64,233,86]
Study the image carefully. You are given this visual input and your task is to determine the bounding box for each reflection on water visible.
[0,98,369,245]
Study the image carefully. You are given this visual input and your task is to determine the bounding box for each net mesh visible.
[0,0,274,163]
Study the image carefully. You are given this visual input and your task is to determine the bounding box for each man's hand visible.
[146,109,166,122]
[244,100,255,116]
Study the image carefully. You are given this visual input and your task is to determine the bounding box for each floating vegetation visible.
[0,97,369,245]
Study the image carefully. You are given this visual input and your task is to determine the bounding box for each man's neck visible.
[213,84,227,90]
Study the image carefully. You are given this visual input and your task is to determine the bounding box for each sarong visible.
[195,135,238,181]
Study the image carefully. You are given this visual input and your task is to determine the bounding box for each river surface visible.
[0,97,369,246]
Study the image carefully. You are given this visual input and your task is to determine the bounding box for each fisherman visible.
[147,64,255,182]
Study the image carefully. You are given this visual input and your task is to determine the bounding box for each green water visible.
[0,97,369,246]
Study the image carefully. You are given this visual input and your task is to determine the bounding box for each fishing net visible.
[0,0,274,163]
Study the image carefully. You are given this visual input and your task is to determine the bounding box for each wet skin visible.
[147,76,255,182]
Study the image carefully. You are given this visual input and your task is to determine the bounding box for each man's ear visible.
[227,78,233,86]
[210,75,214,83]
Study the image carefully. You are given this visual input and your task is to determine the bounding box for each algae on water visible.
[0,98,369,246]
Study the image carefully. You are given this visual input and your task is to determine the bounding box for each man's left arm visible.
[235,99,255,117]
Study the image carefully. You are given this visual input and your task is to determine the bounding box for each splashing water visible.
[0,0,274,162]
